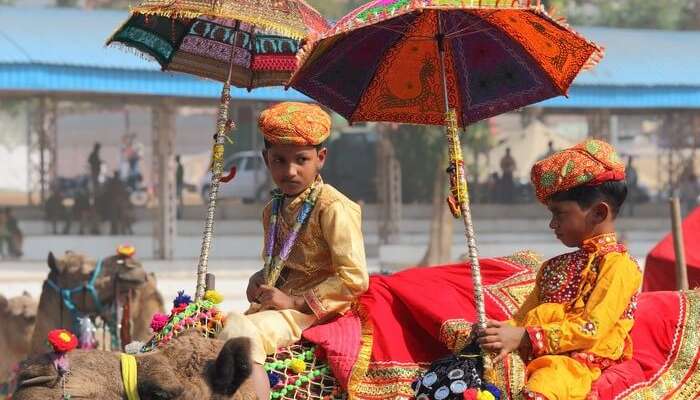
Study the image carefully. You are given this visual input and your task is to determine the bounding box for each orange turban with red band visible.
[259,102,331,146]
[531,139,626,203]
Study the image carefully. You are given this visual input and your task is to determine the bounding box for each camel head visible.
[0,292,37,350]
[14,331,253,400]
[45,250,149,316]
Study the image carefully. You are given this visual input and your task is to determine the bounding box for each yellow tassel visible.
[204,290,224,304]
[477,390,496,400]
[289,358,306,373]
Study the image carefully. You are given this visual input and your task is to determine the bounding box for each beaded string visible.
[264,344,338,399]
[263,181,322,286]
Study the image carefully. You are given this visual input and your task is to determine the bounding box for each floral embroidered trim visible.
[618,291,700,400]
[303,288,328,319]
[580,319,598,336]
[571,351,619,370]
[526,326,546,357]
[623,292,639,320]
[439,319,473,353]
[523,388,548,399]
[546,326,562,353]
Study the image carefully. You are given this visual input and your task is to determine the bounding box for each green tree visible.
[306,0,365,20]
[549,0,698,30]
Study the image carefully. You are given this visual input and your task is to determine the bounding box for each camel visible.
[13,331,254,400]
[30,251,165,354]
[0,292,37,384]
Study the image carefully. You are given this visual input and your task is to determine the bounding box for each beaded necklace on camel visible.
[263,180,322,286]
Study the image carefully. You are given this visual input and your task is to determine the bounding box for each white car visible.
[200,151,270,203]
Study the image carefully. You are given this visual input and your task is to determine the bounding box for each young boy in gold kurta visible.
[219,102,369,397]
[478,139,642,400]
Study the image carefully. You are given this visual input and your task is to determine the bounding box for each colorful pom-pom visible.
[289,358,306,373]
[173,290,192,308]
[477,389,496,400]
[204,290,224,304]
[463,389,479,400]
[484,384,501,400]
[150,313,169,332]
[117,244,136,258]
[267,371,280,387]
[47,329,78,353]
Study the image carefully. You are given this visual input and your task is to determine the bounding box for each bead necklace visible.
[264,181,322,286]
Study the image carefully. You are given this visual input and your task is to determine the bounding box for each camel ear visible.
[47,252,59,273]
[211,337,252,395]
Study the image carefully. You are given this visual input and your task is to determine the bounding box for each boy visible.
[478,139,642,399]
[219,102,369,397]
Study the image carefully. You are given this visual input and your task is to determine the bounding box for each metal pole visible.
[437,14,486,330]
[669,196,689,291]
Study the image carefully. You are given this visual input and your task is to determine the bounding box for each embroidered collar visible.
[581,233,619,254]
[283,176,323,210]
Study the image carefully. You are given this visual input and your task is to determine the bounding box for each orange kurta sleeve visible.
[522,252,641,359]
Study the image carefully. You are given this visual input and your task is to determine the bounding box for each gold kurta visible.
[220,178,369,364]
[510,233,642,400]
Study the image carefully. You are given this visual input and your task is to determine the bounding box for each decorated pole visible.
[436,15,486,331]
[194,41,238,301]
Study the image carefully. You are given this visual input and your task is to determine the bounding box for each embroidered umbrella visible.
[290,0,602,331]
[107,0,329,300]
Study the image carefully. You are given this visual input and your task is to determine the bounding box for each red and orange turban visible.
[531,139,626,203]
[258,102,331,146]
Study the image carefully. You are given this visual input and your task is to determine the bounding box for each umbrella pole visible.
[436,18,486,331]
[194,56,237,301]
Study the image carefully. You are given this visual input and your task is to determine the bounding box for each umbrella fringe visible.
[107,41,164,66]
[129,6,308,40]
[533,6,605,72]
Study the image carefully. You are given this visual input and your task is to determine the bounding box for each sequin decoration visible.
[539,250,588,304]
[580,319,598,336]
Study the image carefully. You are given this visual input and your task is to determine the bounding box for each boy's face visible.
[263,144,326,196]
[546,199,596,248]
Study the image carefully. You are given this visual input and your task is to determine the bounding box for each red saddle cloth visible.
[303,254,700,400]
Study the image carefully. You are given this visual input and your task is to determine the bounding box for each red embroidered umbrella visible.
[108,0,329,300]
[290,0,603,328]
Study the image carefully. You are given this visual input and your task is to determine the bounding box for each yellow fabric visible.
[525,355,599,400]
[120,353,141,400]
[219,179,368,364]
[261,179,369,320]
[510,233,642,399]
[220,309,317,365]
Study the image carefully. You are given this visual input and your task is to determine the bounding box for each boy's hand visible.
[477,320,528,363]
[257,285,308,312]
[246,270,266,303]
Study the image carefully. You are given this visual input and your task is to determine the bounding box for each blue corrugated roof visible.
[0,6,309,100]
[1,6,699,106]
[571,27,700,87]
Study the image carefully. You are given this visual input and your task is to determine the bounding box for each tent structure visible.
[643,207,700,291]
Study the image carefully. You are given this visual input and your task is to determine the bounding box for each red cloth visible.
[304,258,700,399]
[643,206,700,291]
[304,256,537,395]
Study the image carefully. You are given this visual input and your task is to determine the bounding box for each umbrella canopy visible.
[108,13,305,88]
[128,0,328,40]
[643,207,700,291]
[106,0,329,300]
[291,0,602,127]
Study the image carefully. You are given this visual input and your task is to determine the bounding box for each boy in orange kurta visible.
[478,139,642,399]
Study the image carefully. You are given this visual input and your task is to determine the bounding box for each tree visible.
[306,0,365,19]
[550,0,698,30]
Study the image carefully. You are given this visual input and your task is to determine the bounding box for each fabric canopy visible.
[643,206,700,291]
